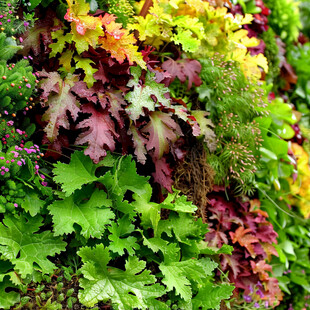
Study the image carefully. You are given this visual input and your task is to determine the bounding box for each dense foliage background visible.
[0,0,310,309]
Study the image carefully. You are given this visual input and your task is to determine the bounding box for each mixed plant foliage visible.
[0,0,310,309]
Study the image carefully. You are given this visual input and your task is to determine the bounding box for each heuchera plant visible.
[1,0,310,308]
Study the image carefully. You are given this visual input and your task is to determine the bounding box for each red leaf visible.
[128,125,147,165]
[221,253,241,278]
[151,156,173,192]
[250,260,272,281]
[261,243,279,261]
[162,58,202,90]
[76,103,118,163]
[106,91,126,129]
[71,81,97,103]
[40,72,80,141]
[93,61,109,85]
[264,277,283,306]
[256,224,278,244]
[141,111,182,160]
[39,71,61,100]
[230,227,259,258]
[21,9,62,56]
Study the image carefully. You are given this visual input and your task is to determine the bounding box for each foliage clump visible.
[196,57,267,195]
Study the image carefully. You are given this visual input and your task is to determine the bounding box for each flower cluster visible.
[0,0,35,36]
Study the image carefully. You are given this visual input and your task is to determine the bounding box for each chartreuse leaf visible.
[78,244,165,309]
[172,29,200,53]
[49,29,73,58]
[108,215,140,255]
[0,215,66,278]
[74,56,98,88]
[48,188,114,238]
[59,50,74,72]
[159,263,192,301]
[53,151,98,196]
[161,191,197,213]
[0,275,20,309]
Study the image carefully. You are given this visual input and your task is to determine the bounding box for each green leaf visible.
[0,215,66,278]
[108,215,140,255]
[192,283,234,310]
[159,263,192,301]
[48,188,114,238]
[142,236,180,264]
[198,242,234,255]
[132,184,161,232]
[0,34,22,61]
[260,147,278,161]
[21,190,45,217]
[0,276,20,309]
[53,151,98,196]
[159,258,218,301]
[78,244,165,308]
[100,156,149,198]
[156,212,207,246]
[269,98,298,125]
[88,0,98,13]
[161,192,197,213]
[29,0,43,10]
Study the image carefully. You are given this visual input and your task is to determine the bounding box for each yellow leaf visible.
[100,13,146,67]
[230,29,259,48]
[59,50,74,72]
[65,0,102,35]
[231,49,268,79]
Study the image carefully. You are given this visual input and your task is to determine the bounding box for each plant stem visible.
[140,0,153,17]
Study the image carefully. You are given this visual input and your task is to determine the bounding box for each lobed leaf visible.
[48,188,114,238]
[0,215,66,278]
[53,151,98,196]
[78,244,165,309]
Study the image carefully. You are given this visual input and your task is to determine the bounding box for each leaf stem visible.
[139,0,153,17]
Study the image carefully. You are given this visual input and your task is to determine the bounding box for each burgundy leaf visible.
[71,81,98,103]
[128,125,147,165]
[141,111,182,160]
[162,58,202,89]
[152,156,173,192]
